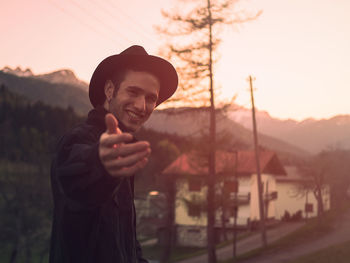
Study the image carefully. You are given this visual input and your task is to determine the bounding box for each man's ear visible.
[104,80,115,102]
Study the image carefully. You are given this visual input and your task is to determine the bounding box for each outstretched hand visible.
[99,113,151,177]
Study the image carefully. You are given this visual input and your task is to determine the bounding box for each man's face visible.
[108,70,160,132]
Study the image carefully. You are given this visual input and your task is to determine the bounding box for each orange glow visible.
[1,0,349,120]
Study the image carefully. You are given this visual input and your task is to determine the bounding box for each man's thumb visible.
[105,113,119,134]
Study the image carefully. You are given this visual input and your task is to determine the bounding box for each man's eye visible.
[128,90,137,96]
[147,96,157,104]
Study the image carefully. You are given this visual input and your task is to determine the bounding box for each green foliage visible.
[0,85,83,262]
[0,161,51,262]
[142,244,203,263]
[0,84,84,162]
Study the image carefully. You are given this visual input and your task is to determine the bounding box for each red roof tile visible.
[162,150,286,176]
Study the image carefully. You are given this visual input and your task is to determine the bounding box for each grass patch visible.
[142,245,203,262]
[287,240,350,263]
[138,236,155,243]
[142,232,253,262]
[0,245,49,263]
[221,205,350,263]
[265,205,350,252]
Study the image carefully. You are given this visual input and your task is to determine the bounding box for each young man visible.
[49,45,178,263]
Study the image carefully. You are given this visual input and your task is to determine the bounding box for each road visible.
[176,221,305,263]
[176,207,350,263]
[240,208,350,263]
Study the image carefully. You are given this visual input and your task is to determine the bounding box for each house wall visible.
[174,174,332,247]
[275,182,330,219]
[175,179,207,226]
[233,177,251,225]
[175,176,253,227]
[250,174,277,220]
[234,204,250,225]
[175,176,331,228]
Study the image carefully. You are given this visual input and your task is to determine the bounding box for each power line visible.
[87,0,159,46]
[48,0,124,46]
[67,0,134,44]
[105,0,157,38]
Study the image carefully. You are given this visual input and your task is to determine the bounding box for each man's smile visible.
[107,71,160,132]
[126,110,145,122]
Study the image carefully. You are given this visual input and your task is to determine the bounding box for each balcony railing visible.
[228,192,250,205]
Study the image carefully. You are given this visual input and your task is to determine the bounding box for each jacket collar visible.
[86,106,129,133]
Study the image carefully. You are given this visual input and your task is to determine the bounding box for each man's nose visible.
[133,96,146,112]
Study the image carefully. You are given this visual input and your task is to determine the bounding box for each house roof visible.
[162,150,287,177]
[275,166,310,182]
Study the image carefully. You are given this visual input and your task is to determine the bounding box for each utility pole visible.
[207,0,217,262]
[233,151,238,259]
[248,75,267,247]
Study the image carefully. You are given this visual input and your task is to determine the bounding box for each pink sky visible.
[1,0,350,121]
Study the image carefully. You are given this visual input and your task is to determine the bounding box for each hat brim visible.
[89,54,178,108]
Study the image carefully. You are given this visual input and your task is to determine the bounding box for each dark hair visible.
[110,68,129,97]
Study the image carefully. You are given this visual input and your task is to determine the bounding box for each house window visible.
[188,179,201,192]
[224,181,239,193]
[188,203,201,217]
[227,206,238,218]
[305,203,313,212]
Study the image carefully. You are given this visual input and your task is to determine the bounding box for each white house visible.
[161,150,329,247]
[274,166,330,219]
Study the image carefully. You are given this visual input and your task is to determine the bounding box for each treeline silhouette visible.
[0,85,84,262]
[0,85,188,262]
[0,84,84,163]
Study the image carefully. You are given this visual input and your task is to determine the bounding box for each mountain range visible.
[0,67,91,115]
[2,66,88,89]
[228,106,350,154]
[144,107,310,163]
[1,66,349,156]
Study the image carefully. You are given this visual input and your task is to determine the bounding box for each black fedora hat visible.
[89,45,178,108]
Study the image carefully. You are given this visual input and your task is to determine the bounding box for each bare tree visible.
[316,150,350,210]
[298,159,327,219]
[157,1,261,261]
[297,150,350,219]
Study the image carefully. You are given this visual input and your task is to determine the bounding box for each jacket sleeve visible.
[53,131,121,206]
[136,239,149,263]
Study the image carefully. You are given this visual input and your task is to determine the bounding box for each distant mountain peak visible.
[2,66,33,77]
[52,69,75,77]
[299,118,317,125]
[0,69,91,115]
[1,66,88,90]
[36,69,88,89]
[330,115,350,125]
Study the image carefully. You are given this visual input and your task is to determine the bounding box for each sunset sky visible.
[1,0,349,121]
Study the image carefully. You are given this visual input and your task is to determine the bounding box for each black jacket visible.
[49,106,148,263]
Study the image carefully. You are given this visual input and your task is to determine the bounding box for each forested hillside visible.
[0,85,84,262]
[0,85,192,262]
